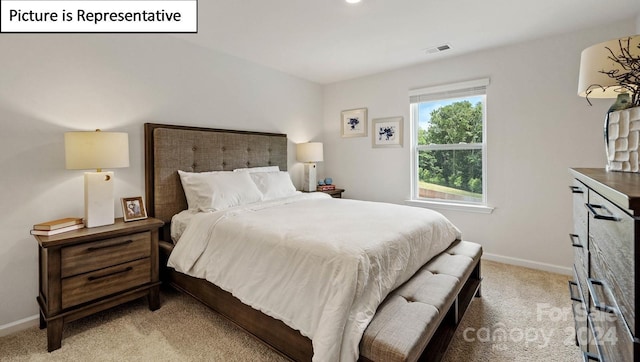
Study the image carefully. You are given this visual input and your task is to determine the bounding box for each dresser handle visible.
[569,186,584,194]
[569,234,583,248]
[585,203,620,221]
[586,278,617,314]
[582,352,601,362]
[87,239,133,252]
[87,266,133,281]
[568,280,582,302]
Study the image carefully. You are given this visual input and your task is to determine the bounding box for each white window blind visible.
[409,78,490,104]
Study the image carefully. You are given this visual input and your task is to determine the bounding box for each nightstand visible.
[34,217,164,352]
[319,188,345,198]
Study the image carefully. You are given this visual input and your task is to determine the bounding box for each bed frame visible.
[144,123,481,361]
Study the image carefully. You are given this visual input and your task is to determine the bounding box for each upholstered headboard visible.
[144,123,288,241]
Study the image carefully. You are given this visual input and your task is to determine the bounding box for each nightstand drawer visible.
[61,258,151,309]
[61,232,151,278]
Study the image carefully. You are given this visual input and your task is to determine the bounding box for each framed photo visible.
[341,108,368,138]
[121,196,148,222]
[372,117,404,148]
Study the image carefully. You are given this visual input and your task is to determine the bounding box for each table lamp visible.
[65,130,129,227]
[296,142,323,192]
[578,35,640,171]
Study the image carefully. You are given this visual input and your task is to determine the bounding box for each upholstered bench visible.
[360,240,482,362]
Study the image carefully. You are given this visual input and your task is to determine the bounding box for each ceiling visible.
[177,0,640,84]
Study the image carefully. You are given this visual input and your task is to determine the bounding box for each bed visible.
[144,123,482,362]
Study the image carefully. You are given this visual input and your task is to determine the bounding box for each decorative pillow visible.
[233,166,280,173]
[178,170,263,211]
[249,171,298,200]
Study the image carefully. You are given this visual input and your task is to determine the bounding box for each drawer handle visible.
[87,266,133,281]
[87,239,133,252]
[569,234,583,248]
[582,352,601,362]
[586,278,617,314]
[585,203,620,221]
[568,280,582,302]
[569,185,584,194]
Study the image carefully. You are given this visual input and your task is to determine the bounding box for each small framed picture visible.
[372,117,404,148]
[121,196,148,222]
[341,108,368,138]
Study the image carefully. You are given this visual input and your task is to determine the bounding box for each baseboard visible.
[482,253,572,276]
[0,314,39,337]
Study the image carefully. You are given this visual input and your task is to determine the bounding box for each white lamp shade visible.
[578,35,640,98]
[296,142,324,163]
[65,131,130,170]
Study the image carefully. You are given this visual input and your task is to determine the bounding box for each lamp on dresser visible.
[296,142,323,192]
[577,35,640,172]
[64,129,129,227]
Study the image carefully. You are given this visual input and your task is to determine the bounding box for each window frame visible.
[408,78,492,212]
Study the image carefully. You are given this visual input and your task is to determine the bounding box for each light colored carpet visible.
[0,260,580,361]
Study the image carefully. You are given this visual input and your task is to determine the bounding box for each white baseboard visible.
[482,252,572,276]
[0,314,39,337]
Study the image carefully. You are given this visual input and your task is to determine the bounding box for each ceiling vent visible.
[425,44,452,54]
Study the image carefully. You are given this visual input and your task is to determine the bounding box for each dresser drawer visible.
[588,191,635,335]
[61,258,151,309]
[571,179,588,229]
[574,262,589,312]
[588,269,635,362]
[571,179,588,267]
[569,267,588,351]
[61,232,151,278]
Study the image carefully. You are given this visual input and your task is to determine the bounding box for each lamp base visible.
[302,163,317,192]
[605,106,640,172]
[84,171,115,228]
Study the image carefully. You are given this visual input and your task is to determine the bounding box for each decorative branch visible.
[585,37,640,107]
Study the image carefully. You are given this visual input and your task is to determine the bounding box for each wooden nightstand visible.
[318,188,345,198]
[34,217,164,352]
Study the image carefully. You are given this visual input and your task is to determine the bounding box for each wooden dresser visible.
[34,217,163,352]
[569,168,640,361]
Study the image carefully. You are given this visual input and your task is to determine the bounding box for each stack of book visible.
[30,217,84,236]
[317,184,336,191]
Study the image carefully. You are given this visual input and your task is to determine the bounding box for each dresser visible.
[569,168,640,361]
[34,217,164,352]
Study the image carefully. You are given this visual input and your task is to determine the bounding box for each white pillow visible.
[249,171,298,200]
[178,170,263,211]
[233,166,280,173]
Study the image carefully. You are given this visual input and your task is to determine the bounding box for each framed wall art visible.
[372,117,403,148]
[121,196,148,222]
[341,108,368,137]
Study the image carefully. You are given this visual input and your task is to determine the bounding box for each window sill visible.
[404,199,495,214]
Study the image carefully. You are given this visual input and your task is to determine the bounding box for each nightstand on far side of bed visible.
[34,217,164,352]
[304,188,345,198]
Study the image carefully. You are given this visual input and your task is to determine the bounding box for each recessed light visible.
[346,0,361,4]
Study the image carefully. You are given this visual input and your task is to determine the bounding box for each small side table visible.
[312,188,345,198]
[34,217,163,352]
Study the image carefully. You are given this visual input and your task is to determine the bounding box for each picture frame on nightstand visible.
[121,196,147,222]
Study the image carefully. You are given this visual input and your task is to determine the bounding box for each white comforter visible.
[168,193,461,362]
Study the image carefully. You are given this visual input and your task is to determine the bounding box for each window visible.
[409,78,489,207]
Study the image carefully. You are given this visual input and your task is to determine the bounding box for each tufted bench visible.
[360,240,482,362]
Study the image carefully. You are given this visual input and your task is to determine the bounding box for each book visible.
[317,185,336,191]
[33,217,83,231]
[30,223,85,236]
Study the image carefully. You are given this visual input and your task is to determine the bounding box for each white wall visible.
[322,19,638,273]
[0,34,323,329]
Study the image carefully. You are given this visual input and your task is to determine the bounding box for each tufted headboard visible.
[144,123,288,241]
